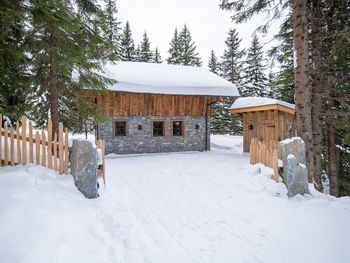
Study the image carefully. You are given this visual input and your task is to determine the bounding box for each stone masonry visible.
[99,116,209,154]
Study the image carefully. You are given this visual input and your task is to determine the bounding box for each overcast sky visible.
[117,0,284,67]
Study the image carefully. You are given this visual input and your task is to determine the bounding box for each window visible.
[113,121,127,137]
[152,121,165,137]
[172,121,183,136]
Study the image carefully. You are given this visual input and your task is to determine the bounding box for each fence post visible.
[10,127,14,166]
[64,128,69,174]
[16,121,21,165]
[35,131,40,165]
[59,123,63,175]
[53,133,58,171]
[4,123,8,165]
[47,119,52,169]
[29,121,33,163]
[0,114,2,163]
[21,116,27,165]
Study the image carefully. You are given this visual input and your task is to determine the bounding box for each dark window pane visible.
[173,121,183,136]
[153,121,164,136]
[115,121,126,136]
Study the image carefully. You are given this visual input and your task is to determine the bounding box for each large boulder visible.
[278,137,310,197]
[286,154,310,197]
[70,139,99,199]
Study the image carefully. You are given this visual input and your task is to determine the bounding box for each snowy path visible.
[1,135,350,263]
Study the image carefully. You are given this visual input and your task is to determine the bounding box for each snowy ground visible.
[1,135,350,263]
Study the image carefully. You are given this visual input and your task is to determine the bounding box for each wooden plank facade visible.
[232,106,296,152]
[85,92,215,117]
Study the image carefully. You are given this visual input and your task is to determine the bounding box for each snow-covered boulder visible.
[278,137,310,197]
[70,139,99,198]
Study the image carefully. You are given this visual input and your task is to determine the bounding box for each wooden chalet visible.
[90,61,239,154]
[231,97,296,152]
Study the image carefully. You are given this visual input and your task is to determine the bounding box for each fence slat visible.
[59,123,63,175]
[53,133,58,171]
[4,124,8,165]
[35,131,40,165]
[41,129,46,167]
[47,119,52,169]
[21,116,27,165]
[16,121,21,165]
[29,121,33,163]
[64,128,69,174]
[10,127,15,166]
[0,114,2,163]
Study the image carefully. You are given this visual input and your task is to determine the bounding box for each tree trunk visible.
[48,28,60,138]
[325,0,338,196]
[311,0,324,191]
[293,0,314,182]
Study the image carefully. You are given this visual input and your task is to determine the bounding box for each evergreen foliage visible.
[120,21,136,61]
[269,13,294,103]
[178,25,202,66]
[167,25,202,66]
[153,47,162,63]
[138,31,154,62]
[166,28,182,65]
[104,0,122,60]
[221,28,245,86]
[241,35,268,97]
[0,0,30,123]
[207,50,220,74]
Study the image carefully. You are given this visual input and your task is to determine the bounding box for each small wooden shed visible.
[231,97,296,152]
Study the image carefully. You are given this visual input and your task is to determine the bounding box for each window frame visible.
[151,120,166,137]
[171,120,185,137]
[112,119,128,137]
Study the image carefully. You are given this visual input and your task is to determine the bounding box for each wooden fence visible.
[249,138,279,181]
[1,114,106,183]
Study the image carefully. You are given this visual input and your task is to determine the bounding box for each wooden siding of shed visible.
[242,110,296,152]
[87,92,214,117]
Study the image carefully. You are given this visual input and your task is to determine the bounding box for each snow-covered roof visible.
[102,61,239,97]
[231,97,295,113]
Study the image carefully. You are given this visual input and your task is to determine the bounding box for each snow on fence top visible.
[230,97,295,111]
[102,61,240,97]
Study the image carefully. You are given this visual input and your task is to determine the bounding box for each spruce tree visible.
[153,47,162,63]
[242,35,268,97]
[28,0,115,135]
[167,28,182,65]
[269,13,294,103]
[134,45,141,62]
[120,21,136,61]
[208,50,220,74]
[0,0,30,123]
[178,25,202,66]
[104,0,122,60]
[221,29,245,86]
[139,31,154,62]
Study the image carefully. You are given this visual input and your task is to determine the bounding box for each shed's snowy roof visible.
[230,97,295,110]
[103,61,239,97]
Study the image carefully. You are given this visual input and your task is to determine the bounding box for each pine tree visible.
[28,0,115,135]
[221,28,245,86]
[153,47,162,63]
[0,0,30,122]
[210,99,232,135]
[139,31,154,62]
[104,0,122,60]
[269,13,294,103]
[208,50,220,74]
[120,21,136,61]
[241,35,268,97]
[134,45,141,62]
[178,25,202,66]
[167,28,182,65]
